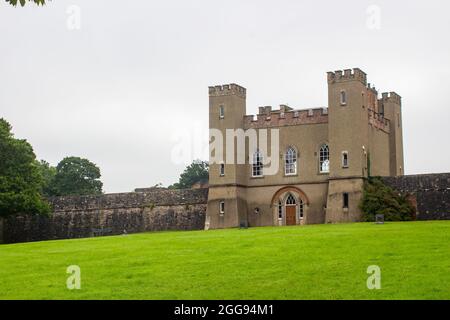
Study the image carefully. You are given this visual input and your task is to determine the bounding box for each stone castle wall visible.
[1,188,208,244]
[1,173,449,244]
[382,173,450,220]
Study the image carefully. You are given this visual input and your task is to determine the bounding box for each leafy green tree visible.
[169,160,209,189]
[36,160,57,197]
[5,0,46,6]
[359,177,415,221]
[52,157,103,196]
[0,118,50,217]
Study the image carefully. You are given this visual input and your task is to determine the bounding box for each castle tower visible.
[206,84,248,229]
[380,92,404,176]
[327,68,370,177]
[325,68,370,222]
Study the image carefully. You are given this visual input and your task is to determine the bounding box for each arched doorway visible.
[272,187,309,226]
[285,194,297,226]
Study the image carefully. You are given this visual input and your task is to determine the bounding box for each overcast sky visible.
[1,0,449,193]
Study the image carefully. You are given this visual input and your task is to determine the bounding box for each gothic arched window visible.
[319,144,330,173]
[285,147,297,175]
[286,194,297,206]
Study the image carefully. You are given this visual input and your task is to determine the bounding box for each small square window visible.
[293,111,299,118]
[219,163,225,176]
[219,105,225,119]
[343,193,349,209]
[219,201,225,215]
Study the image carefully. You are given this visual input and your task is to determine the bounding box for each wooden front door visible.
[286,206,296,226]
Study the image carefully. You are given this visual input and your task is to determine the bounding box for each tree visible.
[52,157,103,196]
[36,160,57,197]
[5,0,47,6]
[0,118,50,217]
[359,177,415,222]
[169,160,209,189]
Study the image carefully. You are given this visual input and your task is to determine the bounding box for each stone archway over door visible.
[272,187,309,226]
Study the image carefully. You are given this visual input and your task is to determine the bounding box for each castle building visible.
[206,68,404,229]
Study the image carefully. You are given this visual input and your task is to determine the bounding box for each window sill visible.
[251,176,264,179]
[318,172,330,175]
[284,173,298,177]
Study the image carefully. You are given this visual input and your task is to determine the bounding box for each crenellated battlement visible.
[327,68,367,85]
[244,107,328,129]
[258,106,273,115]
[368,108,390,133]
[367,83,379,95]
[381,92,401,105]
[208,83,246,98]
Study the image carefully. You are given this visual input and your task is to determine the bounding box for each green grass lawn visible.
[0,221,449,300]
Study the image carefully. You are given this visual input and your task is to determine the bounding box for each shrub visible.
[359,177,415,222]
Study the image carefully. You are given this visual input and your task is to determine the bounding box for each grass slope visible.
[0,221,449,300]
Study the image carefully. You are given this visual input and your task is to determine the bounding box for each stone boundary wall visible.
[382,173,450,220]
[2,188,208,244]
[2,173,449,244]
